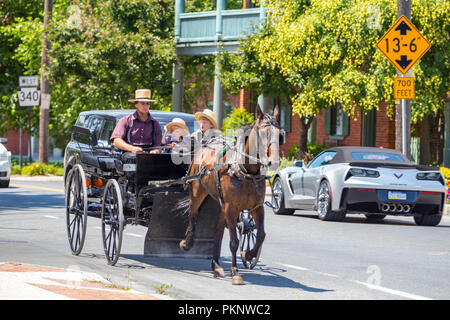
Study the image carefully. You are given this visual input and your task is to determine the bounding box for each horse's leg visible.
[242,206,266,262]
[179,183,208,251]
[211,213,226,278]
[226,208,244,285]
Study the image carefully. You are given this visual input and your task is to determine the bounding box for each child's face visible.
[199,118,212,132]
[171,127,185,141]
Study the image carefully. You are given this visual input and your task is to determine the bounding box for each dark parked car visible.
[64,109,197,183]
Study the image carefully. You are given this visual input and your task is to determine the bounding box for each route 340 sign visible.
[376,15,431,75]
[17,87,41,107]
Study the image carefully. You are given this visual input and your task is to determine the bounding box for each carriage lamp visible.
[93,178,103,188]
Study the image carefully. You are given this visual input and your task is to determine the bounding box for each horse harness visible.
[186,116,279,212]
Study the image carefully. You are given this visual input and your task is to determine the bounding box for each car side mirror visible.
[0,138,7,144]
[294,160,303,168]
[72,125,98,147]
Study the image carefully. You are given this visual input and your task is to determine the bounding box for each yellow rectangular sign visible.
[394,77,415,99]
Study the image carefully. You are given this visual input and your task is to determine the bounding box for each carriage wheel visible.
[237,212,262,270]
[101,179,124,266]
[65,164,88,256]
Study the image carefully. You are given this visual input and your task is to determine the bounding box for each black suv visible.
[64,109,197,183]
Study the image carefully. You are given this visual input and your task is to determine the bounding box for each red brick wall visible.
[375,103,395,149]
[4,129,30,155]
[316,108,362,147]
[280,114,300,157]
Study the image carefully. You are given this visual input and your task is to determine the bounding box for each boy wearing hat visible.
[192,108,222,148]
[110,89,162,154]
[162,117,189,153]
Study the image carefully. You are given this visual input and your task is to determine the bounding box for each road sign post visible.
[17,75,40,163]
[376,15,430,157]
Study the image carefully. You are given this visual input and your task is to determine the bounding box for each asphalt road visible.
[1,177,450,300]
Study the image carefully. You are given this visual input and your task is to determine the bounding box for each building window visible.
[324,103,349,139]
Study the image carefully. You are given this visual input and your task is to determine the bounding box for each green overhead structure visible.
[173,0,267,128]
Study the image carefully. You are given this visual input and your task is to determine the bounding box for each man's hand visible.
[132,146,144,154]
[149,149,161,154]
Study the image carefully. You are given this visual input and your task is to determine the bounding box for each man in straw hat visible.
[110,89,162,154]
[161,117,189,153]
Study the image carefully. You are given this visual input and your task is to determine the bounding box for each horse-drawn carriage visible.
[64,106,282,284]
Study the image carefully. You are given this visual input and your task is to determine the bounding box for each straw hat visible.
[165,117,189,134]
[128,89,156,103]
[195,109,218,129]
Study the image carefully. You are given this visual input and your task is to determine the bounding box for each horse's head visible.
[243,104,283,173]
[256,104,283,171]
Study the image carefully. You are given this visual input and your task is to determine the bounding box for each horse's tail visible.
[174,193,190,217]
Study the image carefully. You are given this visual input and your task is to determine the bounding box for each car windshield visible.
[350,152,405,162]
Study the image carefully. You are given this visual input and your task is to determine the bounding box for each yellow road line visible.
[10,183,64,193]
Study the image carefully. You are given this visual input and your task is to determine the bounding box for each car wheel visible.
[414,213,442,226]
[317,180,345,221]
[272,177,295,215]
[0,180,9,188]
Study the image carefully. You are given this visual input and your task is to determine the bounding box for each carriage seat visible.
[79,153,118,172]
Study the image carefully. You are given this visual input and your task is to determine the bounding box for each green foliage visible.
[221,107,255,137]
[219,0,449,140]
[12,162,64,176]
[288,143,327,159]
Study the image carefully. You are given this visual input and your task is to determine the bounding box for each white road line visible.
[281,263,338,277]
[281,263,430,300]
[44,215,59,220]
[352,280,433,300]
[281,263,309,271]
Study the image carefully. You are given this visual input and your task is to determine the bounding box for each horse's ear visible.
[273,104,281,124]
[255,104,264,120]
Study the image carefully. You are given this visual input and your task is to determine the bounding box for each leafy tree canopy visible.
[219,0,449,124]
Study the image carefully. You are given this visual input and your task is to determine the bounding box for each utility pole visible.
[395,0,411,158]
[39,0,52,163]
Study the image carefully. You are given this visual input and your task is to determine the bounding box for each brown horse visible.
[179,105,281,285]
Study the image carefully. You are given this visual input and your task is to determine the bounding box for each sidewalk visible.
[0,262,163,300]
[11,174,63,182]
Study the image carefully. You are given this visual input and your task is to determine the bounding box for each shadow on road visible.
[119,254,333,294]
[291,212,450,228]
[0,188,64,211]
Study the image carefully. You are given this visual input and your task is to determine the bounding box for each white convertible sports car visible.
[271,147,446,226]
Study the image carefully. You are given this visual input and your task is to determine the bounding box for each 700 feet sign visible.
[376,15,431,75]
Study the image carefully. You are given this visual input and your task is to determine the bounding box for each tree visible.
[0,0,43,136]
[218,0,449,156]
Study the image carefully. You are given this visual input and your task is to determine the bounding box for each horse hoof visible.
[179,240,189,251]
[232,275,244,285]
[213,267,225,278]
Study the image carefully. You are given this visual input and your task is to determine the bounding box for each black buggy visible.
[63,110,263,267]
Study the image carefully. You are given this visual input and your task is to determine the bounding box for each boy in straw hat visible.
[191,108,222,148]
[161,117,189,153]
[110,89,162,154]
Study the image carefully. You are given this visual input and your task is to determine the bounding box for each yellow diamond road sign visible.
[376,15,431,75]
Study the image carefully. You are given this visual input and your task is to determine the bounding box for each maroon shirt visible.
[110,111,162,147]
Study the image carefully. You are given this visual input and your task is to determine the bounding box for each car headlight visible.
[346,168,380,180]
[416,172,444,185]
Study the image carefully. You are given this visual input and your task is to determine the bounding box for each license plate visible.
[388,191,407,200]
